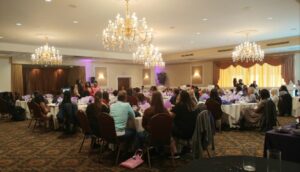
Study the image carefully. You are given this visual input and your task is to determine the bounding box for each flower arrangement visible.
[157,72,167,85]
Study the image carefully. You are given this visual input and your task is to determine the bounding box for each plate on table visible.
[274,126,291,133]
[292,129,300,136]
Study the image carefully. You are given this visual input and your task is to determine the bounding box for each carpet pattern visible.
[0,117,294,172]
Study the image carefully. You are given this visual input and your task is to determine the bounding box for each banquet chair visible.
[27,101,35,128]
[205,99,223,132]
[77,110,96,153]
[0,97,11,119]
[260,99,278,132]
[97,113,125,165]
[31,102,52,131]
[192,110,215,159]
[145,113,174,168]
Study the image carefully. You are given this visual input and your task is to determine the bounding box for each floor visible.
[0,117,294,172]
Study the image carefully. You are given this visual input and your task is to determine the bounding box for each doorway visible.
[117,77,131,90]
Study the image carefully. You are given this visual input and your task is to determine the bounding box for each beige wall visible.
[0,57,11,92]
[93,63,145,89]
[164,61,213,87]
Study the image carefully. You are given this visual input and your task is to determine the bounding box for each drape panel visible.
[213,54,295,85]
[22,66,86,95]
[218,63,282,87]
[11,64,24,95]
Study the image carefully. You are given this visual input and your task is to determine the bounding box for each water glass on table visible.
[243,148,256,172]
[267,149,281,172]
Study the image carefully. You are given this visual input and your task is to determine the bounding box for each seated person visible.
[57,91,78,134]
[126,88,138,106]
[102,91,110,108]
[109,90,118,105]
[86,91,110,136]
[270,88,279,113]
[110,91,136,139]
[171,90,198,140]
[136,93,150,114]
[170,88,180,105]
[244,86,257,103]
[33,93,51,119]
[278,85,292,116]
[236,89,270,129]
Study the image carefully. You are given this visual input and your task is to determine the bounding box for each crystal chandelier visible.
[232,33,264,62]
[31,37,62,65]
[133,44,165,68]
[102,0,153,51]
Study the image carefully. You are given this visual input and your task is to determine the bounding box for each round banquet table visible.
[176,156,300,172]
[222,103,257,128]
[292,96,300,117]
[15,100,31,119]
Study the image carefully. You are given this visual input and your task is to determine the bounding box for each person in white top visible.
[270,88,279,113]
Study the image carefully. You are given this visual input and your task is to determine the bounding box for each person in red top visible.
[91,81,100,96]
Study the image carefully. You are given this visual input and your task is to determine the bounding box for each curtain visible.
[218,63,282,87]
[22,66,86,95]
[11,64,24,95]
[213,54,295,86]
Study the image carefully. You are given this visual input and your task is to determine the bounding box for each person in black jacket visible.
[278,85,292,116]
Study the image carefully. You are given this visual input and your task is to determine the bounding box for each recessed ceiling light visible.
[16,23,22,26]
[45,0,52,2]
[73,20,79,24]
[267,17,273,20]
[202,18,208,21]
[196,32,201,35]
[0,36,3,39]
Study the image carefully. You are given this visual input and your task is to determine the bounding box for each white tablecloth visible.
[15,100,31,119]
[222,103,257,128]
[292,97,300,117]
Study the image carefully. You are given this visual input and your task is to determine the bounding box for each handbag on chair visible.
[120,149,144,169]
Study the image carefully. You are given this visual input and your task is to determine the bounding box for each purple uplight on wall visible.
[154,66,165,85]
[78,58,93,81]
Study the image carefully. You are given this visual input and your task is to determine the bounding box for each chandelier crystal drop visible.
[31,38,62,65]
[102,0,153,51]
[232,32,264,62]
[133,44,165,68]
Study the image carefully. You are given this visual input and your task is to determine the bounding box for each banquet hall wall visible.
[0,52,299,93]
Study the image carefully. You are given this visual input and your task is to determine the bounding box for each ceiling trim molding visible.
[0,42,132,60]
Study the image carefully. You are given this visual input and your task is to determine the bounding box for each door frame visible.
[116,76,132,90]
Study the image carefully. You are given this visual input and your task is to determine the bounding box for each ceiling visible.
[0,0,299,59]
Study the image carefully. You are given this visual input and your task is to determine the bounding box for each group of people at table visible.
[24,78,299,159]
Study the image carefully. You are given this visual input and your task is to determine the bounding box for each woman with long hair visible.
[278,85,292,116]
[58,91,78,134]
[171,90,197,139]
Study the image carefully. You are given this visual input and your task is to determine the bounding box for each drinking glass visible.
[243,148,256,172]
[267,149,282,172]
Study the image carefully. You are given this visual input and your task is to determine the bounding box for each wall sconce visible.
[193,70,200,78]
[144,73,149,79]
[98,73,105,80]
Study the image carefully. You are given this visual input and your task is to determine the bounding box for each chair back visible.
[149,113,173,146]
[205,99,223,120]
[31,102,44,119]
[27,101,34,114]
[77,110,92,134]
[97,113,117,143]
[260,99,277,132]
[0,98,10,114]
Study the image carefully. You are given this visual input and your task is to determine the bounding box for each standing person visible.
[233,78,238,87]
[101,91,110,108]
[237,79,244,88]
[127,88,138,107]
[109,90,118,105]
[270,88,279,113]
[278,85,292,116]
[76,79,84,97]
[250,81,258,89]
[170,88,180,105]
[91,81,100,96]
[82,82,92,97]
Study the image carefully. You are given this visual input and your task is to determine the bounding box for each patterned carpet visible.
[0,117,294,172]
